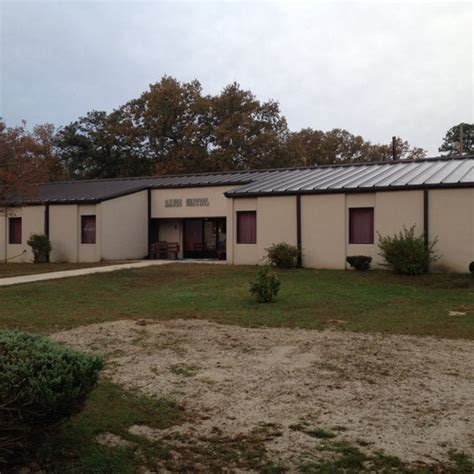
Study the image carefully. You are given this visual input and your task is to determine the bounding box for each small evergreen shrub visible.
[250,266,281,303]
[266,242,300,269]
[377,226,439,275]
[469,262,474,274]
[27,233,52,263]
[0,331,103,464]
[346,255,372,271]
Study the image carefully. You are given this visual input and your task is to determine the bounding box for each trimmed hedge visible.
[27,234,52,263]
[346,255,372,272]
[377,226,439,275]
[0,331,102,464]
[266,242,300,269]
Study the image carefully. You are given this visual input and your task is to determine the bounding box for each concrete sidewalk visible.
[0,260,180,287]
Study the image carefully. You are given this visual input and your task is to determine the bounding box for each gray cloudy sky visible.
[1,1,472,155]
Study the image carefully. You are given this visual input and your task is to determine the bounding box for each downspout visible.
[44,204,50,262]
[296,194,302,267]
[147,188,152,258]
[423,189,429,270]
[3,207,7,263]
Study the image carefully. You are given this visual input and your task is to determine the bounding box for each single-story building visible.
[1,156,473,272]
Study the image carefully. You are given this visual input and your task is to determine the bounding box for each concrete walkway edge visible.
[0,260,224,287]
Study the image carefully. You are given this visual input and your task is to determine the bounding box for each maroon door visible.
[184,220,204,258]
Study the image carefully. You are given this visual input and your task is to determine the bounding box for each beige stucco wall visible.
[151,186,233,219]
[230,196,296,265]
[231,198,258,265]
[49,205,79,262]
[301,194,346,269]
[301,191,425,270]
[429,188,474,273]
[101,191,148,260]
[0,206,46,263]
[78,204,101,262]
[373,191,424,267]
[257,196,297,261]
[49,204,100,263]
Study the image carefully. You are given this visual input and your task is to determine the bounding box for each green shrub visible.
[266,242,300,269]
[27,233,52,263]
[377,226,439,275]
[250,266,281,303]
[0,331,103,465]
[346,255,372,271]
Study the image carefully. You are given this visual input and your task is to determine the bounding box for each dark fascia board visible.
[224,181,474,198]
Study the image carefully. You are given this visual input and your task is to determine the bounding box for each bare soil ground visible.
[53,319,474,471]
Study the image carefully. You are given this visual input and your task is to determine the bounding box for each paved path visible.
[0,260,224,287]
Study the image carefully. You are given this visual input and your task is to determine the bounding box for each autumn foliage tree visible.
[0,120,62,211]
[6,76,430,182]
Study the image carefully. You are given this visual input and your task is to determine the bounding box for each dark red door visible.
[184,220,204,258]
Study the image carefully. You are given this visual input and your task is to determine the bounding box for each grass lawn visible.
[36,380,183,473]
[0,263,472,339]
[3,264,473,472]
[0,261,118,278]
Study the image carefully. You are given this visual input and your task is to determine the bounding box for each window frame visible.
[8,217,22,245]
[236,211,257,244]
[349,207,374,245]
[81,215,97,244]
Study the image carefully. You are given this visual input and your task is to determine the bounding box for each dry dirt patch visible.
[52,319,474,469]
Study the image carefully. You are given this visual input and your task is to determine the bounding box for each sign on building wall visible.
[164,198,210,208]
[165,199,183,208]
[186,198,209,207]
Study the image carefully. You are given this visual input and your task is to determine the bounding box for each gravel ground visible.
[52,319,474,470]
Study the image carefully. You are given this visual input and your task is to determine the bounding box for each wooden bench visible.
[166,242,180,259]
[150,241,180,260]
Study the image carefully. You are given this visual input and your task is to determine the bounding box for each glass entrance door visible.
[183,218,226,259]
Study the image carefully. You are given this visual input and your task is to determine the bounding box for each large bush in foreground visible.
[0,331,103,464]
[250,266,281,303]
[266,242,300,269]
[378,226,439,275]
[27,233,52,263]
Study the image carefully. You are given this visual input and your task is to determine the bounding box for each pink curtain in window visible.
[81,216,96,244]
[237,212,256,244]
[349,208,374,244]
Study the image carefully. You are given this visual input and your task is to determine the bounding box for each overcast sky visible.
[1,1,472,155]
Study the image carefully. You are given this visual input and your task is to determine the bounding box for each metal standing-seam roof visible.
[7,156,474,205]
[225,156,474,197]
[17,170,268,204]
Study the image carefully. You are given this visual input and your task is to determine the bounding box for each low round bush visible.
[346,255,372,271]
[266,242,300,269]
[0,331,103,464]
[377,226,440,275]
[27,233,52,263]
[250,266,281,303]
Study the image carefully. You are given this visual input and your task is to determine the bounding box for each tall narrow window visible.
[9,217,22,244]
[349,208,374,244]
[81,215,96,244]
[237,211,256,244]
